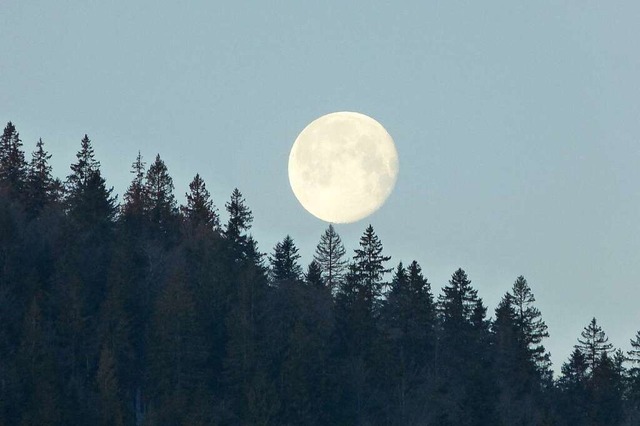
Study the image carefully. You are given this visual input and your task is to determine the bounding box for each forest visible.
[0,120,639,426]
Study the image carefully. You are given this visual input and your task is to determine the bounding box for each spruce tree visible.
[25,138,56,216]
[224,188,253,243]
[438,268,479,328]
[576,317,613,372]
[122,151,146,222]
[630,330,640,365]
[628,332,640,421]
[144,154,177,236]
[269,235,303,283]
[180,173,219,230]
[305,260,324,289]
[0,121,27,199]
[65,134,117,229]
[223,188,257,262]
[313,224,347,292]
[510,276,552,379]
[351,224,391,307]
[382,261,435,423]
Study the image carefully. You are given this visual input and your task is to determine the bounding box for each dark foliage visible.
[1,121,638,425]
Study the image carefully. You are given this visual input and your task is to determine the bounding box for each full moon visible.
[288,111,399,223]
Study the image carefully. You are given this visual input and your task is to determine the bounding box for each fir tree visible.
[510,276,552,380]
[629,330,640,366]
[65,134,117,229]
[224,188,256,262]
[576,317,613,372]
[313,224,347,292]
[438,268,479,327]
[305,260,324,289]
[25,138,56,216]
[181,173,219,230]
[0,121,27,199]
[224,188,253,243]
[270,235,303,283]
[144,154,177,236]
[122,151,146,221]
[351,224,391,307]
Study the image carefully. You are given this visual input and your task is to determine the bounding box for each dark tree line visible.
[1,121,639,425]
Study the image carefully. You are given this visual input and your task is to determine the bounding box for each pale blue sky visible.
[2,1,639,372]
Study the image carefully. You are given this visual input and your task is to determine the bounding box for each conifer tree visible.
[181,173,219,230]
[144,154,177,235]
[630,330,640,365]
[576,317,613,372]
[438,268,479,327]
[0,121,27,199]
[224,188,253,243]
[270,235,303,283]
[382,261,435,423]
[65,135,117,228]
[313,224,347,292]
[510,276,552,379]
[122,151,146,221]
[351,224,391,307]
[305,260,324,289]
[628,331,640,420]
[223,188,258,263]
[25,138,56,216]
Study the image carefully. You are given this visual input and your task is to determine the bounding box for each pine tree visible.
[627,331,640,416]
[438,268,479,328]
[65,135,117,229]
[435,268,497,425]
[630,330,640,366]
[224,188,253,243]
[313,224,347,292]
[144,154,177,236]
[181,173,219,230]
[493,294,543,425]
[351,224,391,308]
[25,138,56,216]
[122,151,146,221]
[382,261,435,423]
[305,260,324,289]
[270,235,303,283]
[576,317,613,372]
[224,188,257,263]
[510,276,552,380]
[0,121,28,199]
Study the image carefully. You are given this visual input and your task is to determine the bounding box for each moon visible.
[288,111,399,223]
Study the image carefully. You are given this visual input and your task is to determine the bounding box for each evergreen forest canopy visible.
[1,121,640,426]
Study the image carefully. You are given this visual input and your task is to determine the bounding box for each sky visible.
[1,1,639,373]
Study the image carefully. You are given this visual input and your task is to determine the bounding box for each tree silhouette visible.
[313,224,347,292]
[0,121,27,199]
[270,235,303,283]
[181,173,219,231]
[25,138,56,216]
[576,317,614,372]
